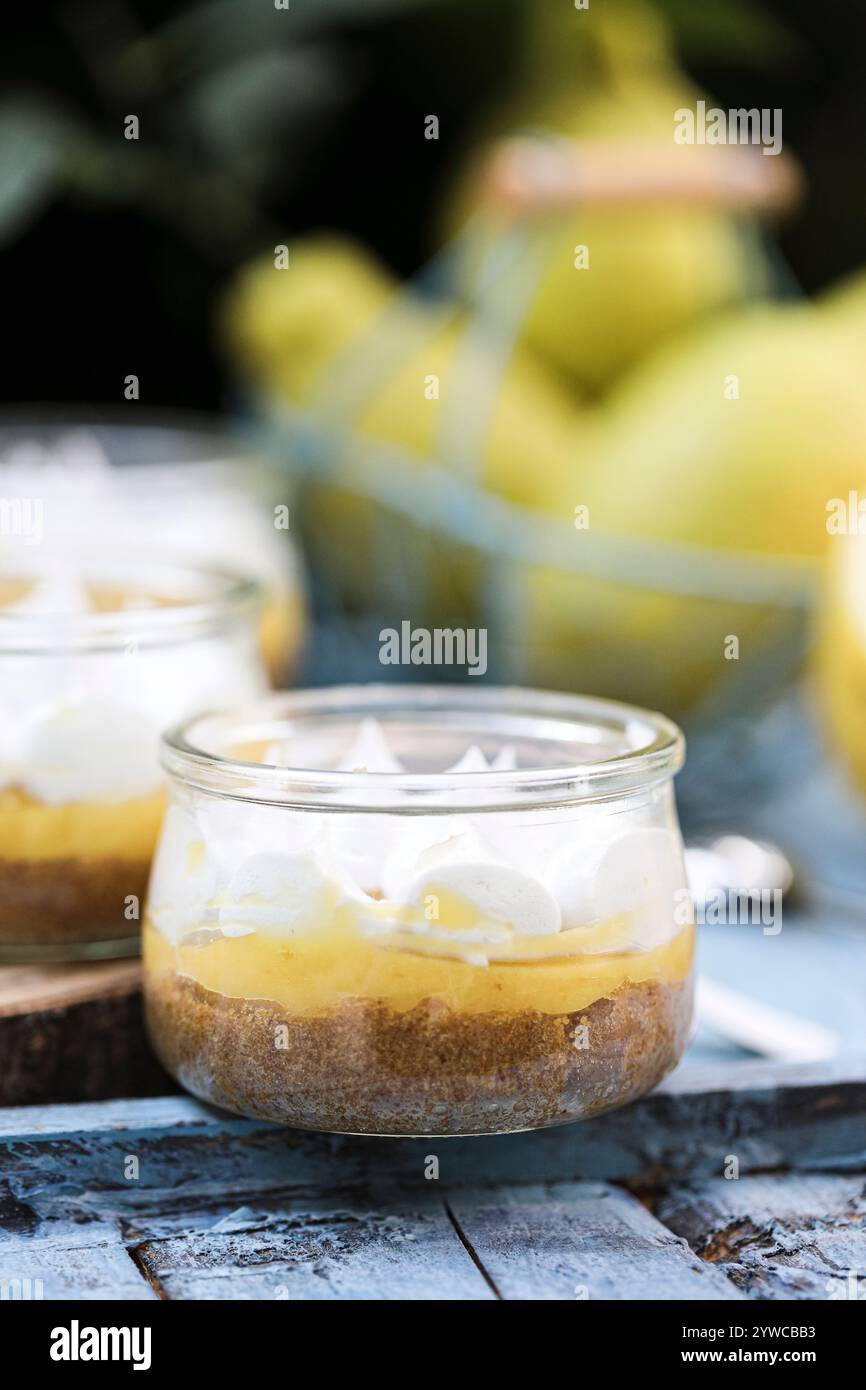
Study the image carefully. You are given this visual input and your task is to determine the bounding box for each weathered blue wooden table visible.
[1,1055,864,1300]
[2,755,865,1301]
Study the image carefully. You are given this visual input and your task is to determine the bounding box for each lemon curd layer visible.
[144,917,695,1017]
[0,578,189,612]
[258,593,304,678]
[0,787,167,861]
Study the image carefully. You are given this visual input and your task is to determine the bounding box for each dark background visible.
[3,0,864,411]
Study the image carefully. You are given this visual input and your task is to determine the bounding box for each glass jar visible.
[0,554,268,962]
[0,416,307,682]
[144,685,694,1137]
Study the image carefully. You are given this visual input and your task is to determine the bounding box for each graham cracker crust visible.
[145,970,693,1136]
[0,857,148,947]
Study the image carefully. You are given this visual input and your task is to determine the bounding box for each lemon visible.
[439,0,770,397]
[222,236,594,624]
[517,301,865,713]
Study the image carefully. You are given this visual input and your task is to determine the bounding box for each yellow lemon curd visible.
[144,910,694,1018]
[0,787,167,862]
[0,579,179,863]
[257,592,305,682]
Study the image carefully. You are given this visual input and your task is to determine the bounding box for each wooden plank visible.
[0,1110,322,1241]
[657,1173,866,1300]
[1,1081,862,1301]
[0,961,171,1107]
[447,1183,744,1301]
[1,1056,862,1201]
[0,961,142,1016]
[132,1193,494,1301]
[0,1093,217,1141]
[0,1239,155,1300]
[0,1183,120,1253]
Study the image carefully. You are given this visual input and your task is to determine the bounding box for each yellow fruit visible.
[222,236,595,626]
[818,532,866,797]
[818,266,866,323]
[518,302,866,713]
[440,2,770,397]
[224,237,395,402]
[446,142,765,398]
[518,196,756,396]
[223,236,591,514]
[817,268,866,373]
[520,555,807,714]
[584,303,865,557]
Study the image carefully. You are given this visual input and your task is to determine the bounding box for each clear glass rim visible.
[0,555,263,654]
[162,684,685,811]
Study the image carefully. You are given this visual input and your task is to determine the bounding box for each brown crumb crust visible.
[0,856,148,946]
[145,970,693,1136]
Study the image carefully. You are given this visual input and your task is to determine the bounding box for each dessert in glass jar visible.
[144,685,694,1137]
[0,419,306,682]
[0,555,268,961]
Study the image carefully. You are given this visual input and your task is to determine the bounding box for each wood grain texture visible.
[0,961,172,1107]
[447,1183,744,1301]
[1,1056,862,1194]
[133,1193,494,1301]
[0,961,142,1016]
[657,1173,866,1301]
[0,1239,156,1301]
[1,1061,863,1300]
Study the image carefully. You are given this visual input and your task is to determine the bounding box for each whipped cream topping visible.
[0,567,268,804]
[334,717,405,773]
[0,429,301,601]
[0,430,303,803]
[150,719,687,962]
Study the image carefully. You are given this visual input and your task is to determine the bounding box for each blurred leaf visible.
[0,103,70,242]
[183,44,353,183]
[151,0,440,76]
[655,0,811,70]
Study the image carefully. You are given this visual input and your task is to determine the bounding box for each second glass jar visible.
[0,555,268,961]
